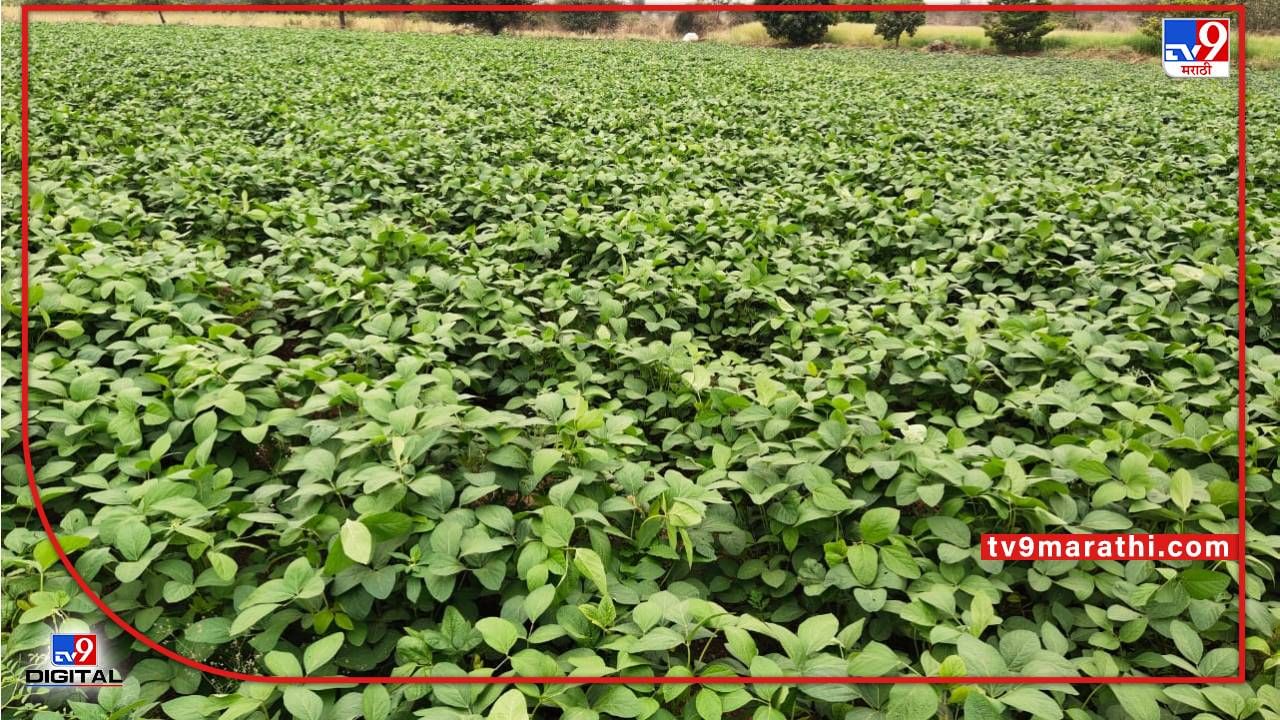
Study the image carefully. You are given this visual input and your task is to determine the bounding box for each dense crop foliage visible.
[3,22,1279,720]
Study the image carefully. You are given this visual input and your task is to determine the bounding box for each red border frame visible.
[19,3,1248,687]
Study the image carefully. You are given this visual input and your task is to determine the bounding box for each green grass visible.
[828,22,990,50]
[832,22,1158,55]
[1043,28,1144,49]
[1047,26,1279,65]
[1245,32,1280,64]
[714,21,773,45]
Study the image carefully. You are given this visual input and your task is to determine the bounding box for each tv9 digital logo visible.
[51,634,97,666]
[25,632,123,688]
[1163,18,1230,78]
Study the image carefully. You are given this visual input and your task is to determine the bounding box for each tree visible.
[1252,0,1280,31]
[441,0,534,35]
[558,5,622,34]
[982,0,1055,53]
[871,8,924,47]
[757,0,835,45]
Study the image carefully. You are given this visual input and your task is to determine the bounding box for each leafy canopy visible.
[871,7,926,47]
[983,0,1056,54]
[757,0,836,45]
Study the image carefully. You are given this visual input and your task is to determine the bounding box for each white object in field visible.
[682,32,700,42]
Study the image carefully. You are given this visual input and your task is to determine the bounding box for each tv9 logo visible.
[1163,18,1231,78]
[25,632,124,688]
[51,634,97,666]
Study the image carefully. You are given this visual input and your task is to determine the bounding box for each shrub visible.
[558,7,622,34]
[983,0,1055,53]
[871,8,925,46]
[757,0,835,45]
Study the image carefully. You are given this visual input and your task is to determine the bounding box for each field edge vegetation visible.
[3,8,1279,69]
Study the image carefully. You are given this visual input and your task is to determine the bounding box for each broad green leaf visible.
[1000,688,1063,720]
[282,688,324,720]
[303,632,345,674]
[886,684,938,720]
[488,689,528,720]
[114,520,151,562]
[694,689,722,720]
[573,547,610,597]
[1181,568,1230,599]
[847,642,901,676]
[969,593,996,636]
[956,634,1008,676]
[363,685,391,720]
[962,691,1003,720]
[207,551,238,582]
[847,544,878,585]
[859,507,900,544]
[475,617,519,655]
[231,603,280,636]
[880,544,921,579]
[1170,469,1193,511]
[1111,685,1161,720]
[265,651,302,676]
[1169,620,1203,664]
[796,614,838,657]
[184,618,232,645]
[1198,647,1238,677]
[724,626,757,665]
[52,320,84,339]
[340,519,373,565]
[539,506,574,548]
[530,448,560,481]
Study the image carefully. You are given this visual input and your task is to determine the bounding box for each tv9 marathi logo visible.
[1163,18,1230,78]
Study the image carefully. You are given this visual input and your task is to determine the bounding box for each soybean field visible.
[3,22,1279,720]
